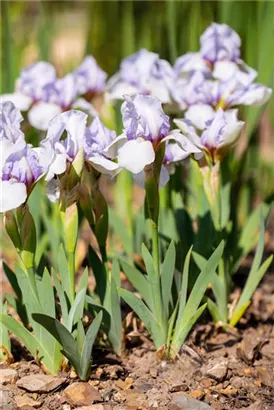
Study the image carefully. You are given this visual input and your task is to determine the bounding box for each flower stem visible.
[68,251,75,302]
[150,218,165,327]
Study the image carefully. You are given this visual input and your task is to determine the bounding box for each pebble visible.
[14,394,42,408]
[75,406,112,410]
[172,393,214,409]
[16,374,66,393]
[64,382,102,406]
[0,369,18,385]
[203,359,228,382]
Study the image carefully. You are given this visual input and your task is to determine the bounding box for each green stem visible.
[68,251,75,302]
[150,217,166,333]
[151,219,160,275]
[99,245,110,305]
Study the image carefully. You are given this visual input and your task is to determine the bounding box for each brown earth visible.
[1,270,274,410]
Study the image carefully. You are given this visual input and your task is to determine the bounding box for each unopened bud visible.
[4,211,21,252]
[64,202,78,254]
[20,206,36,269]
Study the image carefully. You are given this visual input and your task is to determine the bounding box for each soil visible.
[1,269,274,410]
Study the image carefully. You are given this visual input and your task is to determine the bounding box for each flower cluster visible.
[173,23,272,160]
[1,23,272,212]
[174,23,272,113]
[1,57,106,131]
[107,49,177,105]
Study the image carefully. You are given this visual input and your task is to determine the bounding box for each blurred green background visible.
[1,0,274,200]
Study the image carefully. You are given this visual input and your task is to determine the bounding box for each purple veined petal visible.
[88,155,121,176]
[230,83,272,107]
[120,49,159,85]
[74,55,107,95]
[45,110,87,155]
[200,108,244,151]
[16,61,57,101]
[164,130,203,156]
[0,101,25,143]
[107,49,176,104]
[1,93,32,111]
[121,94,170,142]
[0,179,27,212]
[173,118,203,149]
[28,102,62,131]
[2,144,44,189]
[200,23,241,63]
[201,108,226,148]
[117,137,155,174]
[185,104,216,130]
[174,52,211,79]
[217,119,245,148]
[164,142,190,164]
[84,117,117,159]
[50,74,78,109]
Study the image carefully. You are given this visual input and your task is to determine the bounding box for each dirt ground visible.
[1,268,274,410]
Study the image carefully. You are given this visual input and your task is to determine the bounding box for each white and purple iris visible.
[174,23,272,112]
[115,95,201,187]
[0,103,47,212]
[74,56,107,97]
[1,56,105,131]
[175,108,245,164]
[107,49,177,105]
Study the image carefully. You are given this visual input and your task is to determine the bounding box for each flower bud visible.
[79,184,95,229]
[64,202,78,254]
[4,211,21,252]
[67,149,85,192]
[20,206,36,269]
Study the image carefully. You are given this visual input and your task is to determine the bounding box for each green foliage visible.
[33,311,102,381]
[120,241,224,356]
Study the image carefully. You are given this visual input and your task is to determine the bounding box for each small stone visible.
[14,395,41,408]
[16,374,66,393]
[101,386,117,401]
[0,388,12,405]
[218,386,238,396]
[189,390,205,400]
[257,367,273,387]
[172,393,214,409]
[0,369,18,385]
[114,391,126,402]
[200,379,212,388]
[64,382,102,406]
[204,359,228,382]
[169,383,188,393]
[75,406,112,410]
[150,369,157,378]
[115,380,128,390]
